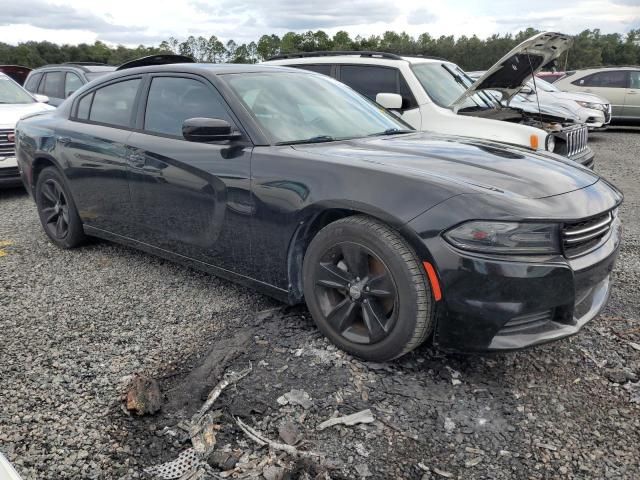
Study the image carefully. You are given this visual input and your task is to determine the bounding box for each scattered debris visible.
[144,448,200,479]
[124,374,162,416]
[443,417,455,433]
[433,467,454,478]
[194,362,252,421]
[624,382,640,404]
[628,341,640,351]
[206,450,240,471]
[262,464,287,480]
[316,409,374,431]
[278,422,302,446]
[354,442,369,457]
[276,389,313,410]
[536,442,558,451]
[235,417,322,458]
[354,463,372,477]
[189,412,219,456]
[465,457,482,467]
[445,366,462,386]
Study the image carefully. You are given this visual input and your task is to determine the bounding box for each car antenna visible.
[526,51,545,130]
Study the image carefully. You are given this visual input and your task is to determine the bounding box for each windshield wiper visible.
[276,135,336,146]
[368,128,414,137]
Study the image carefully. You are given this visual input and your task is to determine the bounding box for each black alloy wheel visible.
[40,178,70,240]
[303,215,434,361]
[35,167,86,249]
[314,242,397,345]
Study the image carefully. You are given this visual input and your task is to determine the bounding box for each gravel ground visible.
[1,127,639,480]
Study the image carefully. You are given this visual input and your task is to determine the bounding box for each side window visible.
[64,73,83,98]
[89,79,141,127]
[340,65,398,102]
[75,92,93,120]
[42,71,64,98]
[629,71,640,90]
[293,64,332,76]
[574,71,627,88]
[24,73,42,93]
[398,74,418,109]
[144,76,231,137]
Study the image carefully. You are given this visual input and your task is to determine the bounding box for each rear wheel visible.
[302,215,433,361]
[35,167,86,249]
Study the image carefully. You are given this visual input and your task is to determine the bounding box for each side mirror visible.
[182,118,241,142]
[376,93,403,110]
[33,94,50,104]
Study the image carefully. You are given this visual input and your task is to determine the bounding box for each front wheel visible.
[302,215,434,361]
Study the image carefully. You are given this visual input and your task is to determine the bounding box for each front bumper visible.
[0,156,22,187]
[428,215,621,352]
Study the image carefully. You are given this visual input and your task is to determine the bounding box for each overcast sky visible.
[1,0,638,47]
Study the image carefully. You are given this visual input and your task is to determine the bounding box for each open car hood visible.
[452,32,573,107]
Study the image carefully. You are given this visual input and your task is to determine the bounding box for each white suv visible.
[0,73,54,187]
[267,32,594,168]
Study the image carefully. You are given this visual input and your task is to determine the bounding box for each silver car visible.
[554,66,640,121]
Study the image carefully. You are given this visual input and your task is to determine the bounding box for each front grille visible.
[0,128,15,157]
[500,309,554,334]
[0,166,19,178]
[562,210,614,258]
[565,124,588,158]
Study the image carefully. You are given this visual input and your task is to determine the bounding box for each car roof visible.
[32,63,116,73]
[103,63,313,77]
[266,54,446,68]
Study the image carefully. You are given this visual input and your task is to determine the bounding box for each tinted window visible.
[65,72,83,98]
[293,64,332,76]
[340,65,397,101]
[42,71,64,98]
[89,79,140,127]
[24,73,42,93]
[76,92,93,120]
[144,77,230,137]
[575,71,627,88]
[629,71,640,90]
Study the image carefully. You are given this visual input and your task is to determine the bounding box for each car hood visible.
[293,132,598,200]
[0,102,54,128]
[453,32,573,106]
[508,94,581,122]
[547,90,609,105]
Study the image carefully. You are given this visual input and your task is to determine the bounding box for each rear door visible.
[124,73,253,273]
[571,70,628,117]
[336,65,420,127]
[623,70,640,119]
[38,71,65,106]
[58,77,142,235]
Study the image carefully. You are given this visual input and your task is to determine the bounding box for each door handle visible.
[628,90,638,95]
[58,137,71,145]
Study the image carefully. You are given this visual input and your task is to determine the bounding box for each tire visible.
[35,167,86,249]
[302,215,433,362]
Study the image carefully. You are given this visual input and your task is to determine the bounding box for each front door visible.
[573,70,628,117]
[623,70,640,119]
[125,74,253,273]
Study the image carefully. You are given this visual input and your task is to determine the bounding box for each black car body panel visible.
[15,64,623,352]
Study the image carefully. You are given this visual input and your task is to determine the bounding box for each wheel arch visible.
[31,154,63,193]
[286,202,433,304]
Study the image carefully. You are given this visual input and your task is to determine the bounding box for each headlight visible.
[576,101,604,110]
[444,221,561,254]
[545,134,556,152]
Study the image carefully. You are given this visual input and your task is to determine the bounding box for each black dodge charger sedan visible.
[15,63,622,361]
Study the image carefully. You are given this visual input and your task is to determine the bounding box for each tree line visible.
[1,28,638,71]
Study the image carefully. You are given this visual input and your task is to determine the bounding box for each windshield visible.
[411,63,500,112]
[0,76,35,104]
[223,72,412,144]
[528,78,559,92]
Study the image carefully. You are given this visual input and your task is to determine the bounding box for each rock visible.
[124,375,162,415]
[276,389,313,409]
[443,417,455,433]
[263,465,286,480]
[605,368,636,384]
[206,450,239,471]
[317,409,375,430]
[354,463,371,477]
[278,422,302,446]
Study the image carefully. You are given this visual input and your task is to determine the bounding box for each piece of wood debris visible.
[465,457,482,467]
[317,409,375,430]
[433,467,454,478]
[194,362,252,421]
[536,442,558,451]
[235,417,322,458]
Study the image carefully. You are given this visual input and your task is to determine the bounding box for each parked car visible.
[266,32,594,168]
[0,65,32,85]
[554,66,640,121]
[0,72,54,187]
[16,63,622,361]
[23,63,116,107]
[468,71,611,130]
[23,56,194,107]
[536,71,567,83]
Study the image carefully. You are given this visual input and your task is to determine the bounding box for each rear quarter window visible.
[86,79,141,128]
[24,73,42,93]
